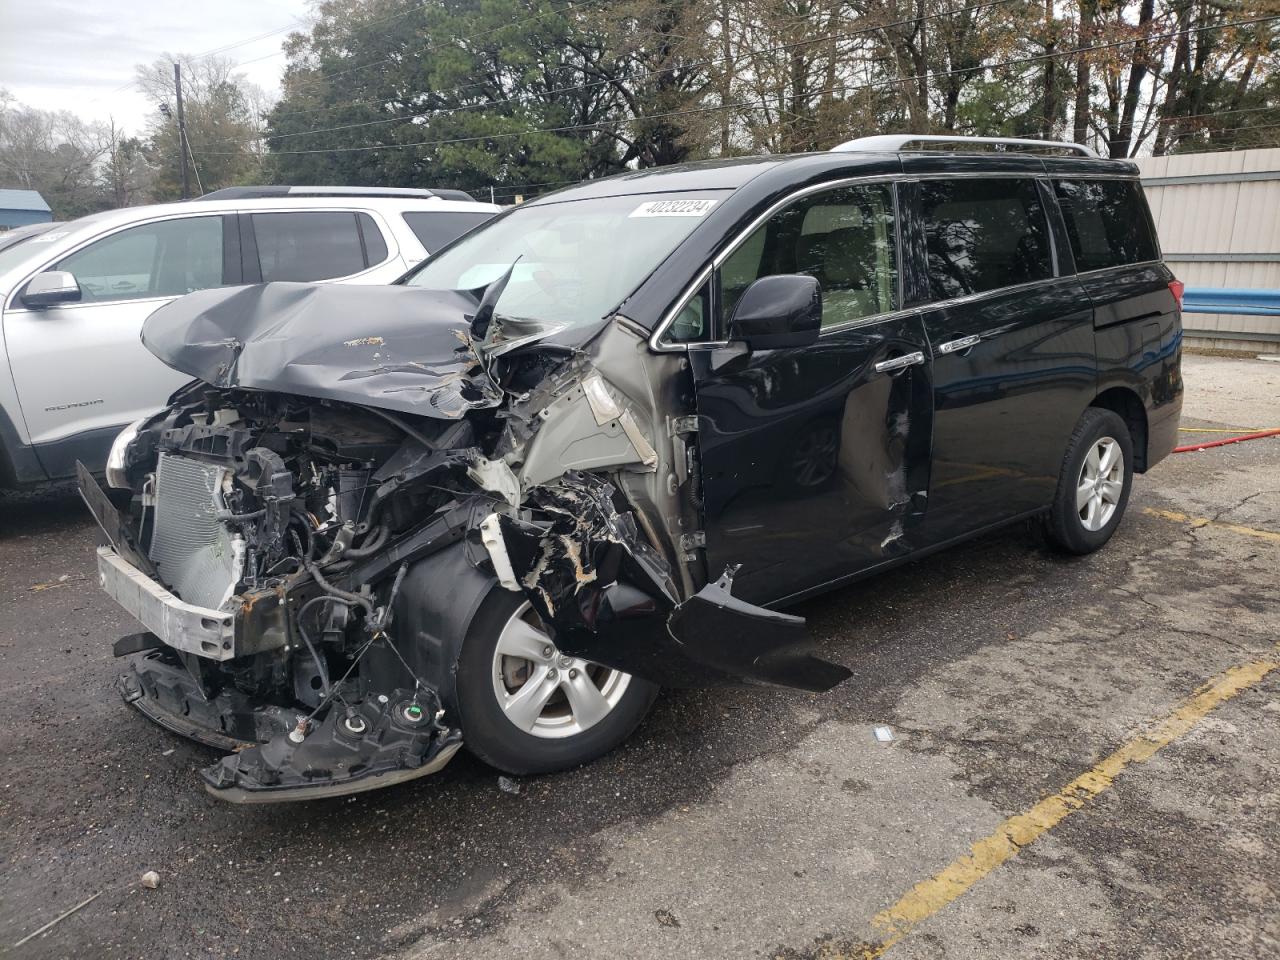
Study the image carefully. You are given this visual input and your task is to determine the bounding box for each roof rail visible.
[830,134,1100,159]
[195,185,477,202]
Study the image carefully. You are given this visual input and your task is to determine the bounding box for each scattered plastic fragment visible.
[497,776,522,795]
[874,725,895,743]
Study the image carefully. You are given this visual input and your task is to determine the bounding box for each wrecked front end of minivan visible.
[81,280,849,802]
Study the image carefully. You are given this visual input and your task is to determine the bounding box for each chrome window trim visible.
[815,304,923,338]
[3,210,229,312]
[1070,259,1163,279]
[649,173,898,352]
[4,205,405,312]
[647,169,1151,354]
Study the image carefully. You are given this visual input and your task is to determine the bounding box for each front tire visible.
[453,588,659,776]
[1045,407,1134,555]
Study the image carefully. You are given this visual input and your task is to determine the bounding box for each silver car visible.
[0,187,498,488]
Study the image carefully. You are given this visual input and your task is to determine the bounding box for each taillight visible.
[1169,279,1184,310]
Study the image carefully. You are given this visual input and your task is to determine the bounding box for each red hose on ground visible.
[1173,428,1280,453]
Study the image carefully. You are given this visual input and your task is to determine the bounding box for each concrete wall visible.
[1136,148,1280,354]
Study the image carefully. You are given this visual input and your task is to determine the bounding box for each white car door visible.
[3,213,230,459]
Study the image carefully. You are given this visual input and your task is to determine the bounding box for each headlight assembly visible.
[105,417,148,489]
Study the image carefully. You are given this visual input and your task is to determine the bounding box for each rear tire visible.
[1045,407,1134,555]
[453,588,659,776]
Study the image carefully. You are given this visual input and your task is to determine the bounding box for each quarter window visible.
[718,182,899,331]
[52,216,224,303]
[358,213,388,264]
[402,211,495,253]
[1053,179,1159,272]
[919,178,1053,300]
[251,212,374,282]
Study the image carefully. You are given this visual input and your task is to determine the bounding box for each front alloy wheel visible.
[492,603,632,739]
[453,588,659,776]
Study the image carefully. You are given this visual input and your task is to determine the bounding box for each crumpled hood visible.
[143,282,546,419]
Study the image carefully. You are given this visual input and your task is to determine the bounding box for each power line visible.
[205,0,1027,147]
[202,12,1280,157]
[1155,103,1280,126]
[189,20,307,61]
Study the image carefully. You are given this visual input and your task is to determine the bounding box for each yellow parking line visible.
[1143,507,1280,544]
[819,647,1280,960]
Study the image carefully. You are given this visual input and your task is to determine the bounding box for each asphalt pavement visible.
[1,353,1276,960]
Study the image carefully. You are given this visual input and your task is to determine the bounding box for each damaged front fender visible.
[483,473,851,692]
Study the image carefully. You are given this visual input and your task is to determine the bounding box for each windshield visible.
[0,213,116,277]
[0,231,55,274]
[405,191,728,327]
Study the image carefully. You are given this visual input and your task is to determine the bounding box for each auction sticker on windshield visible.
[629,198,718,218]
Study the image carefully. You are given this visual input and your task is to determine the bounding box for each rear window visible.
[1053,179,1159,272]
[919,178,1054,300]
[251,212,374,282]
[402,211,494,253]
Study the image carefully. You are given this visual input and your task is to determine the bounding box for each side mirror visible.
[22,271,82,309]
[728,274,821,350]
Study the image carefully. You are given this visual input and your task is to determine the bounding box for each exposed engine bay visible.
[81,282,850,802]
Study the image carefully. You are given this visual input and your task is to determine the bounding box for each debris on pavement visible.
[873,725,895,743]
[140,871,160,889]
[11,891,102,949]
[497,776,522,795]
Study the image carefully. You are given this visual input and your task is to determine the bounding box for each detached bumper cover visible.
[118,651,463,803]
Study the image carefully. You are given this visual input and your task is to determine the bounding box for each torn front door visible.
[688,313,935,605]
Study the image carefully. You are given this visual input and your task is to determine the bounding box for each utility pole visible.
[174,62,190,200]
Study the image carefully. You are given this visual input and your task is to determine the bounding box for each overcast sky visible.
[0,0,313,133]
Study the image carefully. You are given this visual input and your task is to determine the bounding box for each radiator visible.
[148,454,243,611]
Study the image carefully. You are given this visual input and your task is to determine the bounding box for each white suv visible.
[0,187,498,488]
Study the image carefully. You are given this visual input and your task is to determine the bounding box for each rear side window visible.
[402,211,494,253]
[251,212,372,282]
[1053,179,1159,272]
[919,178,1053,300]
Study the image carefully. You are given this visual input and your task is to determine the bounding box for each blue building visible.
[0,189,53,230]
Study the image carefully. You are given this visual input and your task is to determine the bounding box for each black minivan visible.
[89,135,1182,801]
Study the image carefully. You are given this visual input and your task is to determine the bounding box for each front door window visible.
[720,182,899,330]
[52,216,224,302]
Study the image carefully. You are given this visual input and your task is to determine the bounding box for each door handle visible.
[937,334,981,355]
[874,351,925,374]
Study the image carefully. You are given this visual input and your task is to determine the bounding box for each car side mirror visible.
[728,274,821,350]
[22,271,82,309]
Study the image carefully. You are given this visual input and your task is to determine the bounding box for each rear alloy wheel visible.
[453,589,659,775]
[1076,436,1125,532]
[1045,407,1134,554]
